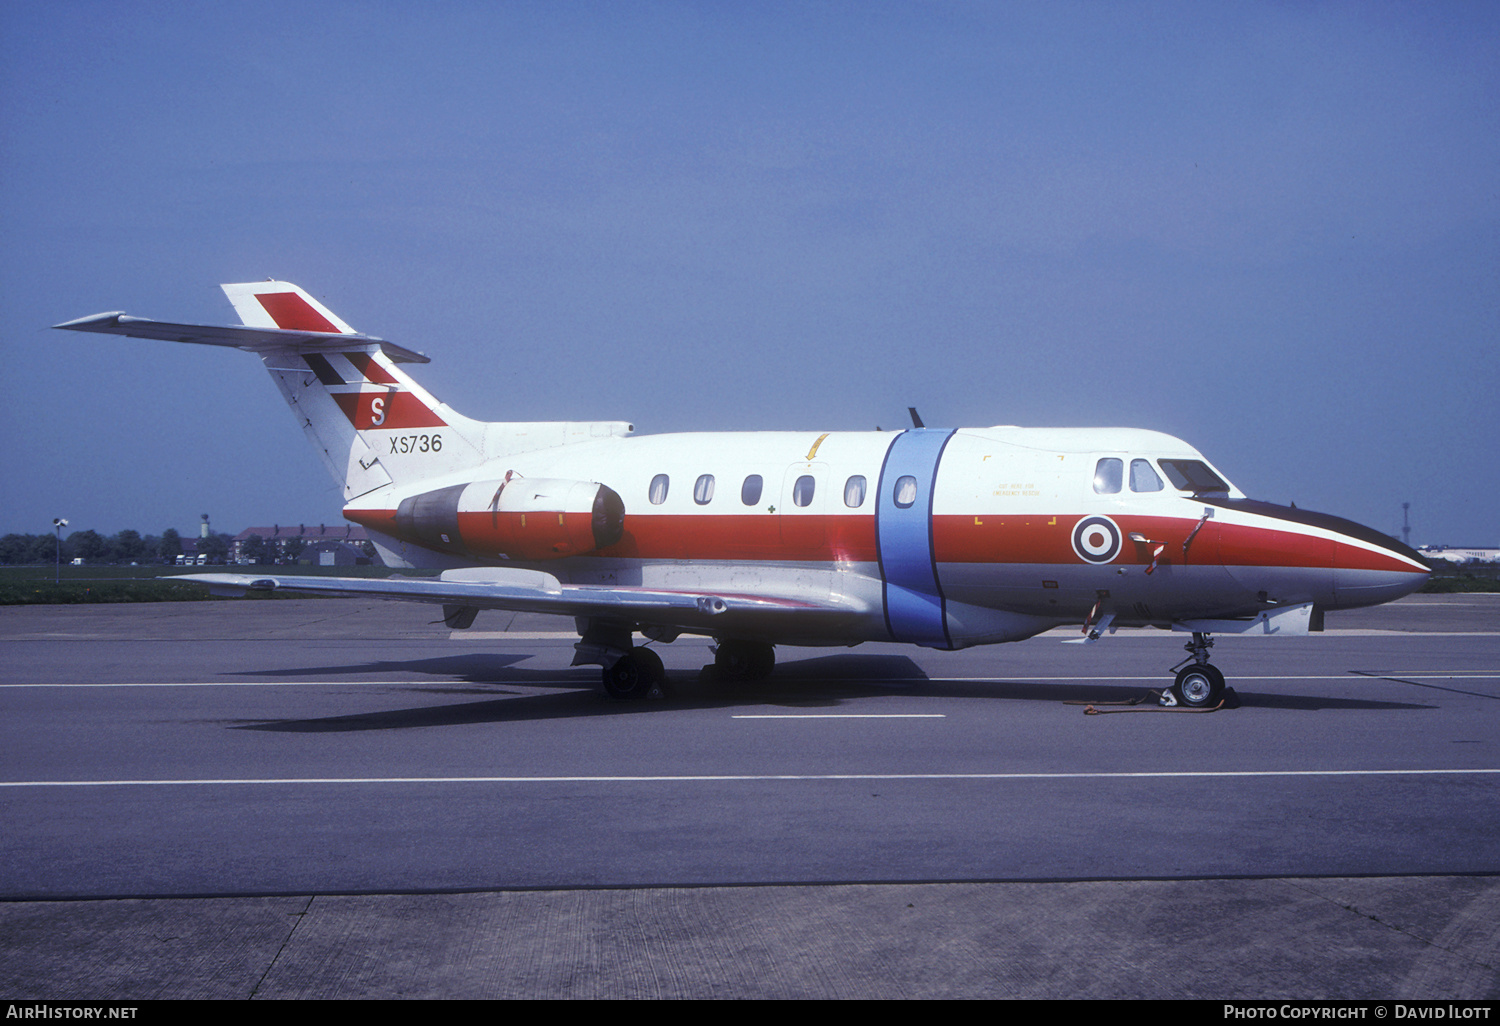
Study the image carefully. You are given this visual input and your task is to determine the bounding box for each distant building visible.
[230,524,379,566]
[1418,546,1500,564]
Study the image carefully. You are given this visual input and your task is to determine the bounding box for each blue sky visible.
[2,1,1496,545]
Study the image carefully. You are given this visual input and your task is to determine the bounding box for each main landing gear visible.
[712,639,776,682]
[1168,631,1226,708]
[597,639,775,699]
[601,646,667,700]
[575,620,671,700]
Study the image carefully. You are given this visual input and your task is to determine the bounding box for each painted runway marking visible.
[731,714,946,719]
[3,769,1498,788]
[2,673,1497,688]
[0,680,595,688]
[444,629,1500,640]
[454,631,705,641]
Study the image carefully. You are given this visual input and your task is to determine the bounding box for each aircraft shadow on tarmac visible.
[230,652,1435,733]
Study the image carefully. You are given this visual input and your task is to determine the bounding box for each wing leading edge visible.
[175,568,874,642]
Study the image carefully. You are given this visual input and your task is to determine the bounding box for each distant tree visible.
[158,528,182,562]
[67,529,106,563]
[30,533,61,564]
[240,534,267,565]
[112,529,146,563]
[0,533,52,564]
[0,534,32,564]
[197,532,230,564]
[281,536,306,562]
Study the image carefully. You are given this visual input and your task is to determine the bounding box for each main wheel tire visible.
[1172,664,1225,708]
[634,646,669,697]
[603,648,665,700]
[714,640,775,681]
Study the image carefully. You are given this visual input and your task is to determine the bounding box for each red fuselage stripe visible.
[344,509,1423,573]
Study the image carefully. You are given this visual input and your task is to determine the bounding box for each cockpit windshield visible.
[1129,459,1163,492]
[1158,459,1230,494]
[1092,458,1123,494]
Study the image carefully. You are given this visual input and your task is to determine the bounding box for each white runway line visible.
[731,713,946,719]
[3,768,1498,788]
[450,630,1500,640]
[2,672,1497,688]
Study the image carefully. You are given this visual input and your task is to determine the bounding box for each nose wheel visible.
[1172,663,1225,708]
[1168,631,1226,708]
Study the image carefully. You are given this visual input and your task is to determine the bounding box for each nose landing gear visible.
[1167,632,1225,708]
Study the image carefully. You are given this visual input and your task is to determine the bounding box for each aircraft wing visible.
[53,312,430,364]
[175,567,873,640]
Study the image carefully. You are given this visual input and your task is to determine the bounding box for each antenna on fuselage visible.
[908,407,924,428]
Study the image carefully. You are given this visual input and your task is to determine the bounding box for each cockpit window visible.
[1159,459,1229,494]
[1093,458,1123,495]
[1130,459,1164,492]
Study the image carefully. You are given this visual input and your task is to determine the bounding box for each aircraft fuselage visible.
[343,424,1428,650]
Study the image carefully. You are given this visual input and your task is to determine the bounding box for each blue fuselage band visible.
[875,428,956,648]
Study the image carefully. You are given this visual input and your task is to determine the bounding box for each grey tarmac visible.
[2,593,1497,999]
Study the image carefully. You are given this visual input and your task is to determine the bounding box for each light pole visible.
[53,518,68,584]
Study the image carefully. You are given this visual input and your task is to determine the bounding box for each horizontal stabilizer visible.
[53,312,430,364]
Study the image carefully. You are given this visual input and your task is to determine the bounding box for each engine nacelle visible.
[393,477,625,560]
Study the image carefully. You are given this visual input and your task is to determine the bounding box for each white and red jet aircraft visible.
[57,281,1430,706]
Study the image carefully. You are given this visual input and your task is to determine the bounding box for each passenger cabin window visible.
[693,474,715,505]
[893,475,918,508]
[1093,458,1123,494]
[844,475,867,508]
[793,475,816,507]
[741,475,763,505]
[649,474,669,505]
[1159,459,1230,494]
[1130,459,1164,492]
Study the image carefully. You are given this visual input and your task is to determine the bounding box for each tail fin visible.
[221,281,358,333]
[220,282,487,500]
[55,281,634,507]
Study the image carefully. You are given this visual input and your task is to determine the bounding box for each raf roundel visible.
[1071,515,1122,564]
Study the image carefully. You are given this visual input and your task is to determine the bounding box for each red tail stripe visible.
[256,292,340,333]
[332,391,447,430]
[343,351,398,385]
